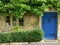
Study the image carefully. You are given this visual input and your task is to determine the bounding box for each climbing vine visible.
[0,0,60,18]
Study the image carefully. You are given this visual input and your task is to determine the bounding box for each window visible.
[6,16,24,26]
[0,16,2,26]
[6,16,10,26]
[13,17,16,26]
[19,18,24,26]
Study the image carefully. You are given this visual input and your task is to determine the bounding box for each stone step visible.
[44,40,58,43]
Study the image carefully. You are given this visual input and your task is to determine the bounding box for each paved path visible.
[23,43,60,45]
[25,42,60,45]
[0,42,60,45]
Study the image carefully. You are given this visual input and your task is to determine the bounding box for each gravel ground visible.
[0,42,60,45]
[27,42,60,45]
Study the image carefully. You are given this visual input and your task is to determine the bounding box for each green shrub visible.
[0,29,44,43]
[14,26,20,32]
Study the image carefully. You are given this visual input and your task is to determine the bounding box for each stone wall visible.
[0,13,39,32]
[23,13,39,30]
[57,13,60,40]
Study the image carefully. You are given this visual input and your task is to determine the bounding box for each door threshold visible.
[44,40,57,42]
[40,40,58,43]
[44,40,58,43]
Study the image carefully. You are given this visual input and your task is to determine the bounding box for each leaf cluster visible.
[0,0,59,18]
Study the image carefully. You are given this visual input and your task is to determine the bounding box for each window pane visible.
[19,18,24,26]
[0,16,2,26]
[13,17,16,26]
[6,16,10,26]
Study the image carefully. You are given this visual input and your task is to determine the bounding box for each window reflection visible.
[6,16,10,26]
[19,18,24,26]
[13,17,16,26]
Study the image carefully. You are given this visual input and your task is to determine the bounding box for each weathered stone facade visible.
[23,13,39,30]
[58,13,60,40]
[0,13,39,32]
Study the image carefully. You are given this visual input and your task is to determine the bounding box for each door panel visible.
[42,12,57,39]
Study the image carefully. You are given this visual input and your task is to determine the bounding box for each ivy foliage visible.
[0,0,60,18]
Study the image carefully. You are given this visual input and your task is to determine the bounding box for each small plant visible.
[14,26,20,32]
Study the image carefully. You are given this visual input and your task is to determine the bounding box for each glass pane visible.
[6,16,10,26]
[19,18,24,26]
[0,16,2,26]
[13,17,16,26]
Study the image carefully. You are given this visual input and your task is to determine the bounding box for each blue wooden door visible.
[42,12,57,39]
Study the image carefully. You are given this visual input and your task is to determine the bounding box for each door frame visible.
[42,12,58,40]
